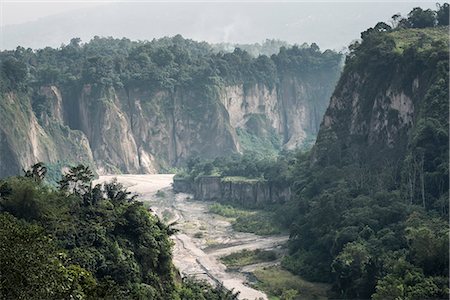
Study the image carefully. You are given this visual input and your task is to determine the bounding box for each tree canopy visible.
[0,164,239,299]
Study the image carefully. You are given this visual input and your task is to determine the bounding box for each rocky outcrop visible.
[313,38,447,169]
[173,176,290,209]
[173,177,193,193]
[0,91,94,177]
[218,74,337,151]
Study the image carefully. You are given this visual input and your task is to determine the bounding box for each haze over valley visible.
[0,1,439,51]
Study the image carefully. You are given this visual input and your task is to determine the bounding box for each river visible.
[95,174,288,300]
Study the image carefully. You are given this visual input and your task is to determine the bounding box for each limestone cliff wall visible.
[0,69,339,177]
[218,74,336,150]
[0,90,94,177]
[173,176,290,208]
[313,64,435,167]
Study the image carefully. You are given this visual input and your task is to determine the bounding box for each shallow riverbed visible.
[95,174,288,300]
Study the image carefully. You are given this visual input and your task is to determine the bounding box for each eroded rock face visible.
[368,89,415,147]
[0,71,338,176]
[217,76,335,151]
[76,86,140,174]
[312,68,426,166]
[38,86,64,124]
[175,176,291,208]
[221,180,290,208]
[0,90,94,177]
[219,84,282,132]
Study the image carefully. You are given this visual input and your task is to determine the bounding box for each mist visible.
[1,1,440,51]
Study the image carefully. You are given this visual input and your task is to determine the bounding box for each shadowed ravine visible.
[95,174,288,300]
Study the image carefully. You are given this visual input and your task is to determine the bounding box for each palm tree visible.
[23,162,47,183]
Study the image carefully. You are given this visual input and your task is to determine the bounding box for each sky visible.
[0,0,444,51]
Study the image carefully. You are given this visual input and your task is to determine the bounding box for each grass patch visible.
[388,27,449,54]
[209,203,283,236]
[220,249,277,269]
[205,239,220,247]
[233,212,282,236]
[209,203,252,218]
[141,202,152,210]
[221,176,264,183]
[252,266,330,300]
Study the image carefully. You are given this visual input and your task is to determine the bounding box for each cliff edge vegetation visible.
[0,36,342,177]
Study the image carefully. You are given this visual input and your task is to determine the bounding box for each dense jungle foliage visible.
[283,8,449,300]
[177,151,295,188]
[0,34,341,96]
[0,163,238,299]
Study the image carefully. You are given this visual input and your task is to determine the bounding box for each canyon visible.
[0,38,342,177]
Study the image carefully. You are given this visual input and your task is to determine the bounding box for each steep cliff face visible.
[313,27,448,176]
[219,74,330,151]
[0,37,342,177]
[82,73,337,174]
[173,176,290,208]
[0,90,94,177]
[315,71,417,164]
[61,84,240,174]
[0,73,338,176]
[317,73,419,168]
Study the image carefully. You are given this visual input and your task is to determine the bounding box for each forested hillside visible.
[0,163,238,299]
[0,36,342,177]
[283,7,449,299]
